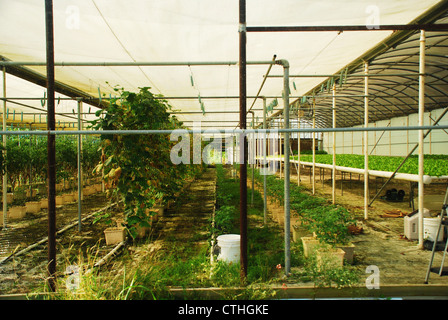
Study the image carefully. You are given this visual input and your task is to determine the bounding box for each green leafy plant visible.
[293,153,448,176]
[3,130,101,200]
[6,135,30,191]
[89,86,201,236]
[81,136,102,178]
[301,253,360,289]
[213,205,237,235]
[252,167,354,246]
[56,135,78,185]
[301,205,354,246]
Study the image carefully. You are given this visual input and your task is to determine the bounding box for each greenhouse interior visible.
[0,0,448,303]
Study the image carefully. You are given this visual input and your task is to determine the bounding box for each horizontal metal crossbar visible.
[1,125,448,135]
[246,24,448,32]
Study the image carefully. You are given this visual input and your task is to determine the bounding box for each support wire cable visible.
[91,0,162,94]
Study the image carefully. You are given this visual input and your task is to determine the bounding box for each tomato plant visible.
[6,134,32,191]
[81,136,102,177]
[2,128,101,200]
[90,86,202,235]
[55,135,78,184]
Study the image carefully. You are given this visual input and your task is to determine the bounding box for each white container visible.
[404,214,419,240]
[424,217,444,242]
[217,234,240,264]
[403,208,430,240]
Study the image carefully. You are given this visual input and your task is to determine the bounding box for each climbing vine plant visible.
[90,86,200,233]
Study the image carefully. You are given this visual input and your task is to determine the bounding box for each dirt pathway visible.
[155,167,216,246]
[124,167,217,271]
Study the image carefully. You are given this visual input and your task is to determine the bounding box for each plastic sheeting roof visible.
[299,18,448,129]
[0,0,445,129]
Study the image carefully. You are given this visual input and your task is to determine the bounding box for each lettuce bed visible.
[291,154,448,177]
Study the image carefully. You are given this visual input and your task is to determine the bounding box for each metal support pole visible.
[262,97,267,225]
[2,67,7,229]
[364,62,369,220]
[418,30,426,248]
[248,111,255,206]
[239,0,248,282]
[297,106,301,186]
[45,0,57,292]
[77,100,82,231]
[2,67,8,228]
[332,87,336,205]
[29,124,32,199]
[279,113,282,179]
[279,60,291,275]
[312,98,316,195]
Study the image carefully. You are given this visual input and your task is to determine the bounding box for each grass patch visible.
[213,164,287,284]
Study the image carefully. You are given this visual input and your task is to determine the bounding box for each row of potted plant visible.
[0,132,101,203]
[252,168,357,266]
[3,180,104,222]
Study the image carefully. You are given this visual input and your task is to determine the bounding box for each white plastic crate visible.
[404,208,430,240]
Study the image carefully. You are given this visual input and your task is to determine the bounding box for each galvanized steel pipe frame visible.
[368,109,448,207]
[246,24,448,33]
[0,60,276,67]
[364,63,369,220]
[262,98,267,225]
[418,30,426,248]
[0,10,440,297]
[3,15,447,285]
[1,124,448,136]
[77,100,83,232]
[278,60,291,275]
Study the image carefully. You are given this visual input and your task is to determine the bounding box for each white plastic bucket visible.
[424,217,444,242]
[217,234,240,263]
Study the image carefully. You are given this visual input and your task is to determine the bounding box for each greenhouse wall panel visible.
[324,107,447,157]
